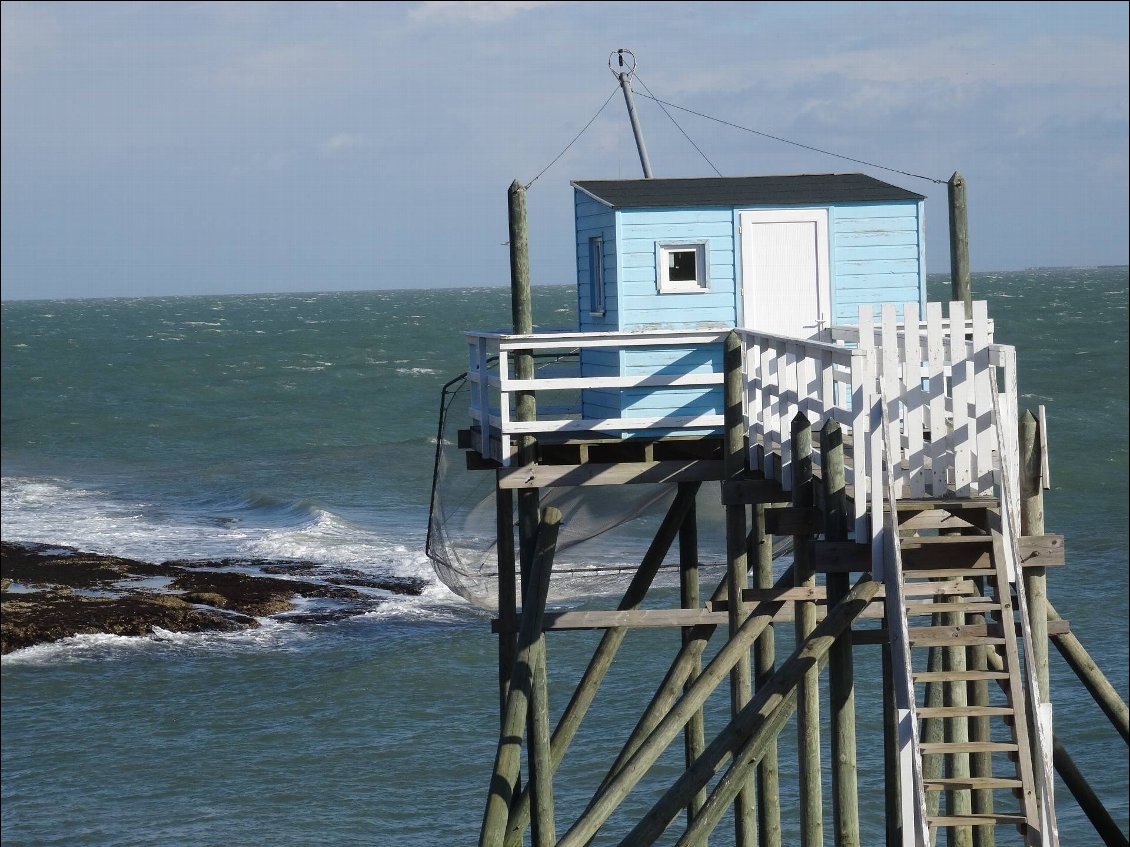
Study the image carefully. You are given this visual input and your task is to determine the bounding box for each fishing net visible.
[426,363,696,608]
[426,363,791,609]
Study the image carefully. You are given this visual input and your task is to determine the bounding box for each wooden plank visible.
[765,505,822,535]
[497,459,726,488]
[904,600,1002,616]
[949,300,973,494]
[898,509,983,531]
[721,477,786,505]
[927,814,1027,827]
[914,671,1009,683]
[923,777,1023,790]
[811,535,1063,572]
[916,706,1014,719]
[918,741,1018,755]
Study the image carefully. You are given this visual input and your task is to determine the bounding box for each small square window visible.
[657,242,709,293]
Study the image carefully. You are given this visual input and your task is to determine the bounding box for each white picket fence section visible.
[465,302,1018,543]
[741,301,1018,541]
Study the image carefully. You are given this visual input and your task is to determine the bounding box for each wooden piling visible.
[883,641,901,847]
[679,482,707,828]
[943,595,974,847]
[1020,411,1050,700]
[822,419,859,847]
[496,485,517,718]
[968,578,995,847]
[753,502,782,847]
[948,171,972,310]
[792,412,822,847]
[724,330,756,846]
[480,509,561,847]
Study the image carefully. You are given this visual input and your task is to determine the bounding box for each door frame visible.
[738,208,831,337]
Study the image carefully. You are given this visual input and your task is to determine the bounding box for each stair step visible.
[914,670,1010,683]
[904,600,1002,615]
[920,741,1019,755]
[917,706,1014,719]
[900,535,992,548]
[928,813,1028,828]
[904,568,995,579]
[903,580,978,596]
[923,777,1024,791]
[907,624,1005,647]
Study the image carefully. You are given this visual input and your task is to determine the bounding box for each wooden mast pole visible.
[948,171,972,310]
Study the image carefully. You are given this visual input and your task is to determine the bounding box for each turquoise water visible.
[2,270,1127,845]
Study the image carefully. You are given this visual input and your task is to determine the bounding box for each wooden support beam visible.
[724,330,756,846]
[621,575,884,847]
[501,484,701,847]
[981,628,1129,847]
[792,412,823,847]
[811,535,1065,573]
[765,505,822,536]
[498,459,726,488]
[722,476,787,505]
[1047,601,1130,744]
[555,578,793,846]
[679,483,706,831]
[823,418,860,847]
[753,501,782,847]
[479,508,560,847]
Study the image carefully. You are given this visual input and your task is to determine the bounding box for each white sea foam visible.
[0,619,312,666]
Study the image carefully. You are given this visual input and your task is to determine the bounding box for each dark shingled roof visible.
[571,174,925,208]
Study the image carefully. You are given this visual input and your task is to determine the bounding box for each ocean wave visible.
[0,619,313,666]
[0,476,438,588]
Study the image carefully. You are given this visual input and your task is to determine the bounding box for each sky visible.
[1,1,1127,301]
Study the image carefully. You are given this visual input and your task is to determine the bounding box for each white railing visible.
[740,301,1017,541]
[465,329,728,464]
[466,302,1018,544]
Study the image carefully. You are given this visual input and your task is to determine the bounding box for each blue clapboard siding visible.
[572,189,924,429]
[830,202,925,324]
[617,207,738,331]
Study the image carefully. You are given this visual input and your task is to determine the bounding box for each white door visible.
[739,209,830,338]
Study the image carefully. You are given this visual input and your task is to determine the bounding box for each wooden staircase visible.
[893,513,1044,845]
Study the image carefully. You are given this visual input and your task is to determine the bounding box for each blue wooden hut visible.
[570,174,926,424]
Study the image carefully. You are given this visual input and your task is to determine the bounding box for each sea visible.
[2,269,1127,846]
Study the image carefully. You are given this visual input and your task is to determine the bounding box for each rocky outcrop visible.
[0,541,428,654]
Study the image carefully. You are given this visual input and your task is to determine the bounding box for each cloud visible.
[319,133,372,154]
[408,1,555,24]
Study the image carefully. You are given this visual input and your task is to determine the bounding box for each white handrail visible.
[992,371,1059,846]
[879,400,931,847]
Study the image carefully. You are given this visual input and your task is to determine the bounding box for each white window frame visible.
[588,236,605,316]
[656,241,709,293]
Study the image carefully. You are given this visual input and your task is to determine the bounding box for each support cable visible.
[634,73,722,177]
[525,85,621,189]
[632,89,947,185]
